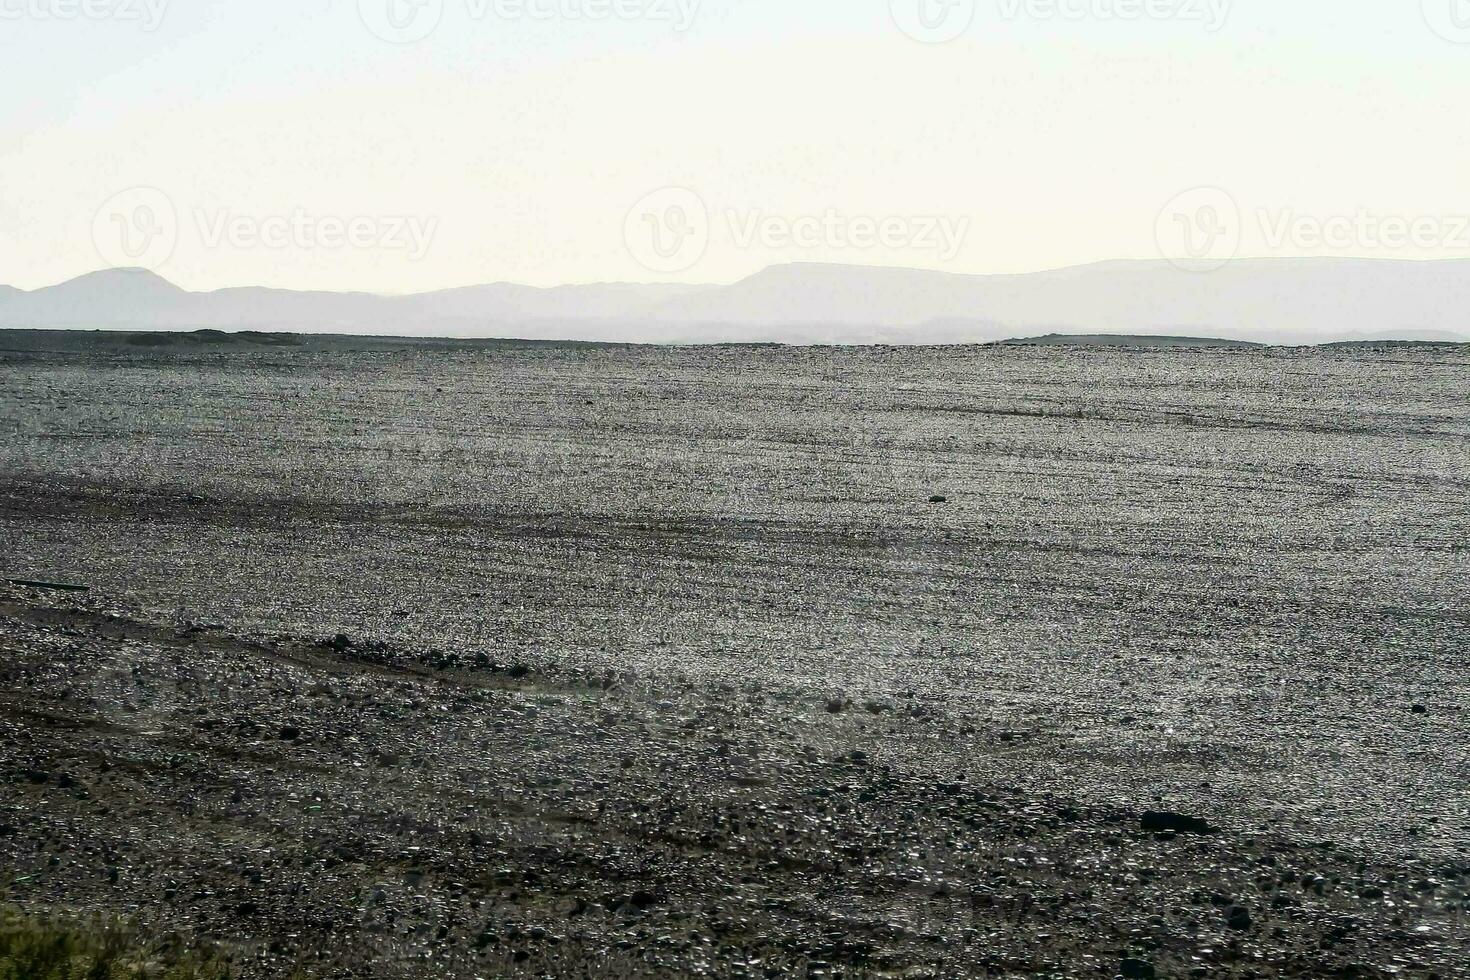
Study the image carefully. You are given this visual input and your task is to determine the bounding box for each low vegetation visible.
[0,908,229,980]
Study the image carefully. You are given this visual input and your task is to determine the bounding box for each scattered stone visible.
[1226,905,1254,931]
[0,581,1459,977]
[1141,810,1219,835]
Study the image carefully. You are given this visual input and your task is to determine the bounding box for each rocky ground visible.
[1,334,1467,976]
[2,583,1465,978]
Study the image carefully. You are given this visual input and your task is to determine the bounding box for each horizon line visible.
[3,324,1466,352]
[9,253,1470,297]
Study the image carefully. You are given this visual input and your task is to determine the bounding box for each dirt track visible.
[1,333,1467,976]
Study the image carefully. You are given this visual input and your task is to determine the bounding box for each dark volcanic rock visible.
[1141,810,1219,835]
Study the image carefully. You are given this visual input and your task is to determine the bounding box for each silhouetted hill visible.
[3,260,1468,346]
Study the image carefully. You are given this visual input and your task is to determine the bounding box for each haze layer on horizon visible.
[2,0,1468,294]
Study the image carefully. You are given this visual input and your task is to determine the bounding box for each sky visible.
[0,0,1468,293]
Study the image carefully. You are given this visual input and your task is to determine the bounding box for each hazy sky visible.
[1,0,1468,292]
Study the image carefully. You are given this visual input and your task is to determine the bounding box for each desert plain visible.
[0,329,1466,977]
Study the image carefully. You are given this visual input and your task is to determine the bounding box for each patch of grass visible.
[0,908,230,980]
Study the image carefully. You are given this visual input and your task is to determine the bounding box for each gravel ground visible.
[0,332,1467,976]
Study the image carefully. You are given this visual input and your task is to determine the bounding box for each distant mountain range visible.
[2,259,1468,346]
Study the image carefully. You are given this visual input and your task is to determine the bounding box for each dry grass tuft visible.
[0,908,231,980]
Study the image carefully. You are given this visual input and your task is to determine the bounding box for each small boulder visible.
[1141,810,1219,835]
[1121,958,1157,979]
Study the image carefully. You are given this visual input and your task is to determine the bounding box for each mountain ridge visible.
[3,260,1468,346]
